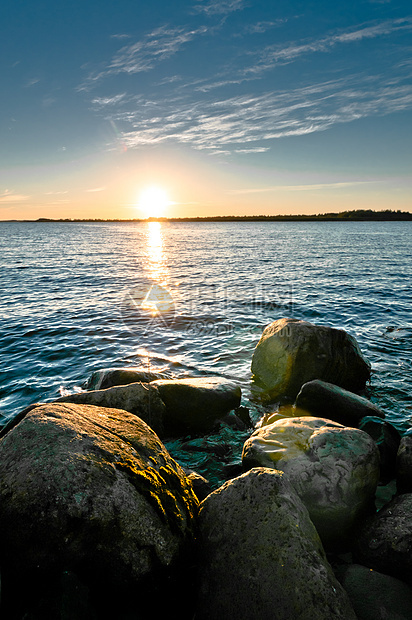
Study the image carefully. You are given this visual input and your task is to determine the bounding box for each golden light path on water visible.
[140,221,174,317]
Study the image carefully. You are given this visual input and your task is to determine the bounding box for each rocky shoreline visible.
[1,318,412,619]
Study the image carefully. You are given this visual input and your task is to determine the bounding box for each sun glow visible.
[138,186,170,218]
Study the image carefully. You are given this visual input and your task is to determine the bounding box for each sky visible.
[1,0,411,219]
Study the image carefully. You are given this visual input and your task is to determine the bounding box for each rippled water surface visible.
[1,220,411,485]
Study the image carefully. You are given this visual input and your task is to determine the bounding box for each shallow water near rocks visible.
[1,220,411,488]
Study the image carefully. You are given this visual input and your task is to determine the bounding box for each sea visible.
[1,220,411,487]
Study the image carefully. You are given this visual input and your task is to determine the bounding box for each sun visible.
[138,186,170,218]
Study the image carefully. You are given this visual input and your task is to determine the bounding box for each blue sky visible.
[1,0,411,218]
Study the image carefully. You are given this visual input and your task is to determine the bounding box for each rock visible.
[359,416,401,482]
[295,380,385,427]
[260,404,311,427]
[85,367,167,390]
[334,563,412,620]
[397,435,412,493]
[196,468,356,620]
[0,403,198,618]
[251,318,371,401]
[355,493,412,583]
[150,377,241,435]
[56,381,166,436]
[186,471,211,502]
[375,479,397,511]
[242,417,380,547]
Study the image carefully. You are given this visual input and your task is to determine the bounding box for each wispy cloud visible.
[227,182,374,195]
[114,74,412,153]
[91,94,127,107]
[81,25,207,88]
[86,187,106,193]
[193,0,247,16]
[0,190,30,203]
[244,17,412,74]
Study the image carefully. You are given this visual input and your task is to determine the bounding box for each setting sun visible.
[138,186,170,218]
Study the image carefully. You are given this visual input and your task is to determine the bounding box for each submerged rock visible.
[295,379,385,427]
[242,417,379,547]
[56,381,166,435]
[196,468,356,620]
[150,377,241,435]
[85,367,167,390]
[251,318,371,401]
[0,402,198,618]
[355,493,412,582]
[335,563,412,620]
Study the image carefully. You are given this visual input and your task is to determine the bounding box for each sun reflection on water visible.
[146,221,168,286]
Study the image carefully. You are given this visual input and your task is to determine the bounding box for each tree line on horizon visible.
[30,209,412,222]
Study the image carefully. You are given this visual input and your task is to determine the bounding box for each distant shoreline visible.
[2,209,412,223]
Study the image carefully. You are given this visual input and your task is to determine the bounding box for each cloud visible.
[0,191,30,203]
[243,17,412,74]
[113,74,412,153]
[193,0,247,16]
[91,94,127,107]
[86,187,106,193]
[234,147,271,153]
[82,25,207,88]
[227,182,374,195]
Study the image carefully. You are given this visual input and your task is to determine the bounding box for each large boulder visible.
[334,563,412,620]
[150,377,241,435]
[251,318,371,401]
[56,381,166,435]
[355,493,412,583]
[196,468,356,620]
[0,403,199,618]
[85,367,167,390]
[295,379,385,427]
[242,417,380,547]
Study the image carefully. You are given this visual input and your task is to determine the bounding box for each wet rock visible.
[196,468,356,620]
[0,402,198,618]
[359,416,401,482]
[242,417,379,547]
[260,404,311,427]
[85,367,167,390]
[397,435,412,493]
[334,563,412,620]
[355,493,412,582]
[150,377,241,435]
[251,318,371,401]
[56,381,166,436]
[295,379,385,427]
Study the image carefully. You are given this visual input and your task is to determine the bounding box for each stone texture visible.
[355,493,412,582]
[0,402,198,617]
[397,435,412,493]
[251,318,371,401]
[150,377,241,435]
[56,381,166,435]
[335,563,412,620]
[196,468,356,620]
[295,379,385,427]
[242,416,380,547]
[85,367,166,390]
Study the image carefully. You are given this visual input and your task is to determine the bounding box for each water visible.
[1,220,411,487]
